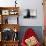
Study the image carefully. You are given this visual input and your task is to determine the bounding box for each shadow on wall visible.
[18,26,43,44]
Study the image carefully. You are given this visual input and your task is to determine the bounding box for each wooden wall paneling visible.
[43,0,46,46]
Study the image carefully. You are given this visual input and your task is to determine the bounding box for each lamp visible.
[15,0,17,7]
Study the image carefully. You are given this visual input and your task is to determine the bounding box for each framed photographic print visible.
[2,10,9,15]
[9,9,18,15]
[10,11,15,15]
[30,9,37,17]
[9,10,15,15]
[24,9,37,18]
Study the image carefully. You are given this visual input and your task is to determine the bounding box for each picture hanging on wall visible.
[30,9,37,17]
[24,9,37,18]
[2,10,9,15]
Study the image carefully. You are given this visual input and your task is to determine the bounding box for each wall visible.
[0,0,15,7]
[0,0,43,26]
[18,0,43,26]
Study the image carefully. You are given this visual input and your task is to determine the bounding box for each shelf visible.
[1,14,19,16]
[2,40,19,42]
[2,41,19,46]
[0,24,20,32]
[0,7,19,24]
[0,7,19,46]
[0,7,19,16]
[1,15,19,24]
[0,7,19,10]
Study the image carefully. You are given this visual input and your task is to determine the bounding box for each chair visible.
[21,28,41,46]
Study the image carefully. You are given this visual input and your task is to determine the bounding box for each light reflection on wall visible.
[0,0,23,8]
[0,0,15,7]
